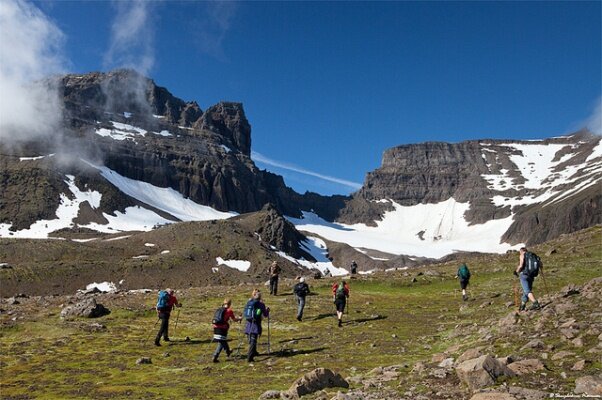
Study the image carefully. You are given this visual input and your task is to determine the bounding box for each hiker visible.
[350,260,358,275]
[323,268,332,278]
[456,263,471,301]
[514,247,542,311]
[332,280,350,327]
[244,289,270,362]
[269,260,281,295]
[293,277,310,321]
[211,298,241,363]
[154,288,182,346]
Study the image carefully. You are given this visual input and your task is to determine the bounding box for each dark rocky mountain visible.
[1,69,600,261]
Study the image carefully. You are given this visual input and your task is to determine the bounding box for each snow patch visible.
[19,153,54,161]
[161,250,170,255]
[144,243,156,247]
[216,257,251,272]
[153,130,173,137]
[82,282,116,293]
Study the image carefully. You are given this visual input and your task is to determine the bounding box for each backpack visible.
[212,307,227,325]
[156,290,170,309]
[458,264,470,280]
[335,282,346,299]
[243,299,260,321]
[524,252,541,277]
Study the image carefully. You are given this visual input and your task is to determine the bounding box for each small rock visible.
[259,390,282,399]
[455,355,515,390]
[545,248,557,256]
[520,339,545,351]
[391,334,397,338]
[572,337,584,347]
[163,352,170,357]
[469,393,516,400]
[457,348,483,363]
[575,375,602,395]
[438,358,455,369]
[430,368,447,379]
[136,357,152,365]
[508,386,548,399]
[507,359,545,375]
[571,359,588,371]
[551,351,575,361]
[285,368,348,398]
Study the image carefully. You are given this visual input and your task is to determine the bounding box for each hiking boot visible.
[212,356,219,363]
[519,302,527,311]
[529,301,541,311]
[226,349,232,357]
[462,294,467,301]
[154,339,161,347]
[163,337,170,342]
[296,316,302,322]
[338,319,342,327]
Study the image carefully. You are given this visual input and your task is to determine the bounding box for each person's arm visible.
[516,253,524,275]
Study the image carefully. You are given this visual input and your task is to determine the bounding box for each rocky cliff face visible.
[337,131,601,246]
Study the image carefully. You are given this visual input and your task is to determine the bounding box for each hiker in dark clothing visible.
[244,289,270,362]
[212,298,241,363]
[332,280,349,327]
[455,263,471,301]
[155,288,181,346]
[269,261,281,295]
[350,260,358,275]
[515,247,541,311]
[293,277,310,321]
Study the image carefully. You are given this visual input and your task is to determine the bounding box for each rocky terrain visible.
[1,226,600,399]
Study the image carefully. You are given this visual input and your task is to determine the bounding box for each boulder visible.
[520,339,545,351]
[507,386,548,399]
[457,348,484,363]
[259,390,283,400]
[455,355,516,390]
[575,375,602,395]
[285,368,348,398]
[60,298,110,319]
[507,359,545,375]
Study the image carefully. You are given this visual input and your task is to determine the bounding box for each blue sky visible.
[20,1,602,194]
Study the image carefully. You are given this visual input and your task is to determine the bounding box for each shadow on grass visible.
[309,313,336,321]
[167,338,213,345]
[277,336,316,343]
[347,315,388,324]
[269,346,328,359]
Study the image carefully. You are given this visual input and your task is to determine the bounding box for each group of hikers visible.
[153,247,543,362]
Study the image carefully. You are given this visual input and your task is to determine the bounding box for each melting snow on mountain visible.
[288,199,519,259]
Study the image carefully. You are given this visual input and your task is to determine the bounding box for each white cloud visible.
[586,97,601,136]
[252,151,363,191]
[194,2,237,61]
[0,0,66,143]
[103,1,154,74]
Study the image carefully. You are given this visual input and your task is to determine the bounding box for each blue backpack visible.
[458,264,471,280]
[243,299,260,321]
[156,290,170,309]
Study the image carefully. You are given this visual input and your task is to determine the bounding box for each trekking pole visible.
[143,317,160,345]
[267,315,271,356]
[513,280,519,310]
[539,267,551,298]
[173,308,181,338]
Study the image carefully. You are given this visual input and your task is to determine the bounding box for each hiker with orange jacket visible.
[211,298,241,363]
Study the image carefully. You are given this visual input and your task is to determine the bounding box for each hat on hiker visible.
[300,277,305,283]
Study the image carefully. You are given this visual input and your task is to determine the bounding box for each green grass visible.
[1,226,601,399]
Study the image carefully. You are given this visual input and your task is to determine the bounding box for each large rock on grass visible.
[456,355,516,390]
[286,368,348,398]
[60,298,110,319]
[507,359,545,375]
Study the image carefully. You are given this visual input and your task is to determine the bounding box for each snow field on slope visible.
[88,163,237,222]
[288,198,520,259]
[215,257,251,272]
[277,237,354,277]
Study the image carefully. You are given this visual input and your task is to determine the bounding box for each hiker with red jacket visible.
[244,289,270,362]
[332,280,350,327]
[155,288,181,346]
[212,298,241,363]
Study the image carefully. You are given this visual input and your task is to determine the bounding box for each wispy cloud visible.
[103,0,154,74]
[194,2,238,61]
[585,97,601,136]
[0,0,66,144]
[252,151,363,191]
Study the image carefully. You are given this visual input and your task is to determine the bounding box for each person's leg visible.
[297,296,305,320]
[527,278,540,309]
[274,276,279,296]
[248,334,258,362]
[269,277,275,295]
[213,341,224,362]
[223,339,231,357]
[519,274,531,310]
[155,314,168,345]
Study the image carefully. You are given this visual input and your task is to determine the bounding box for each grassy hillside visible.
[1,226,600,399]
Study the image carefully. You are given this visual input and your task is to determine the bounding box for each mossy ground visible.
[1,226,600,399]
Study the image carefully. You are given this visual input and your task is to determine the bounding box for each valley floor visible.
[1,226,601,399]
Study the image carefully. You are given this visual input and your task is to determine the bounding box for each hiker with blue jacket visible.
[456,263,471,301]
[515,247,542,311]
[154,288,181,346]
[244,289,270,362]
